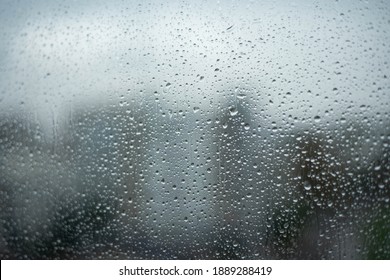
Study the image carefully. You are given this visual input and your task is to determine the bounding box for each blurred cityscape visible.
[0,0,389,260]
[0,90,388,259]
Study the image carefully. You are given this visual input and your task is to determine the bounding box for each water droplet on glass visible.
[314,116,321,122]
[229,107,238,116]
[304,182,312,191]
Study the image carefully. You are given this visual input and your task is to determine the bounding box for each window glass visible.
[0,0,389,259]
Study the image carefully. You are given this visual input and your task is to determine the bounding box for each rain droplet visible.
[237,93,246,99]
[304,182,312,191]
[229,107,238,116]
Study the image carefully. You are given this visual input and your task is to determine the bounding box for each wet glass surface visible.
[0,0,389,259]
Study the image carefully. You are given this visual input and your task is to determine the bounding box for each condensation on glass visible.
[0,0,389,259]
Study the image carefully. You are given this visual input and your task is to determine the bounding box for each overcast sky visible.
[0,0,389,133]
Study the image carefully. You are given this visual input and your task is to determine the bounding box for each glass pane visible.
[0,0,389,259]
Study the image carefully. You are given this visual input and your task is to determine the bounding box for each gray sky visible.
[0,0,389,133]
